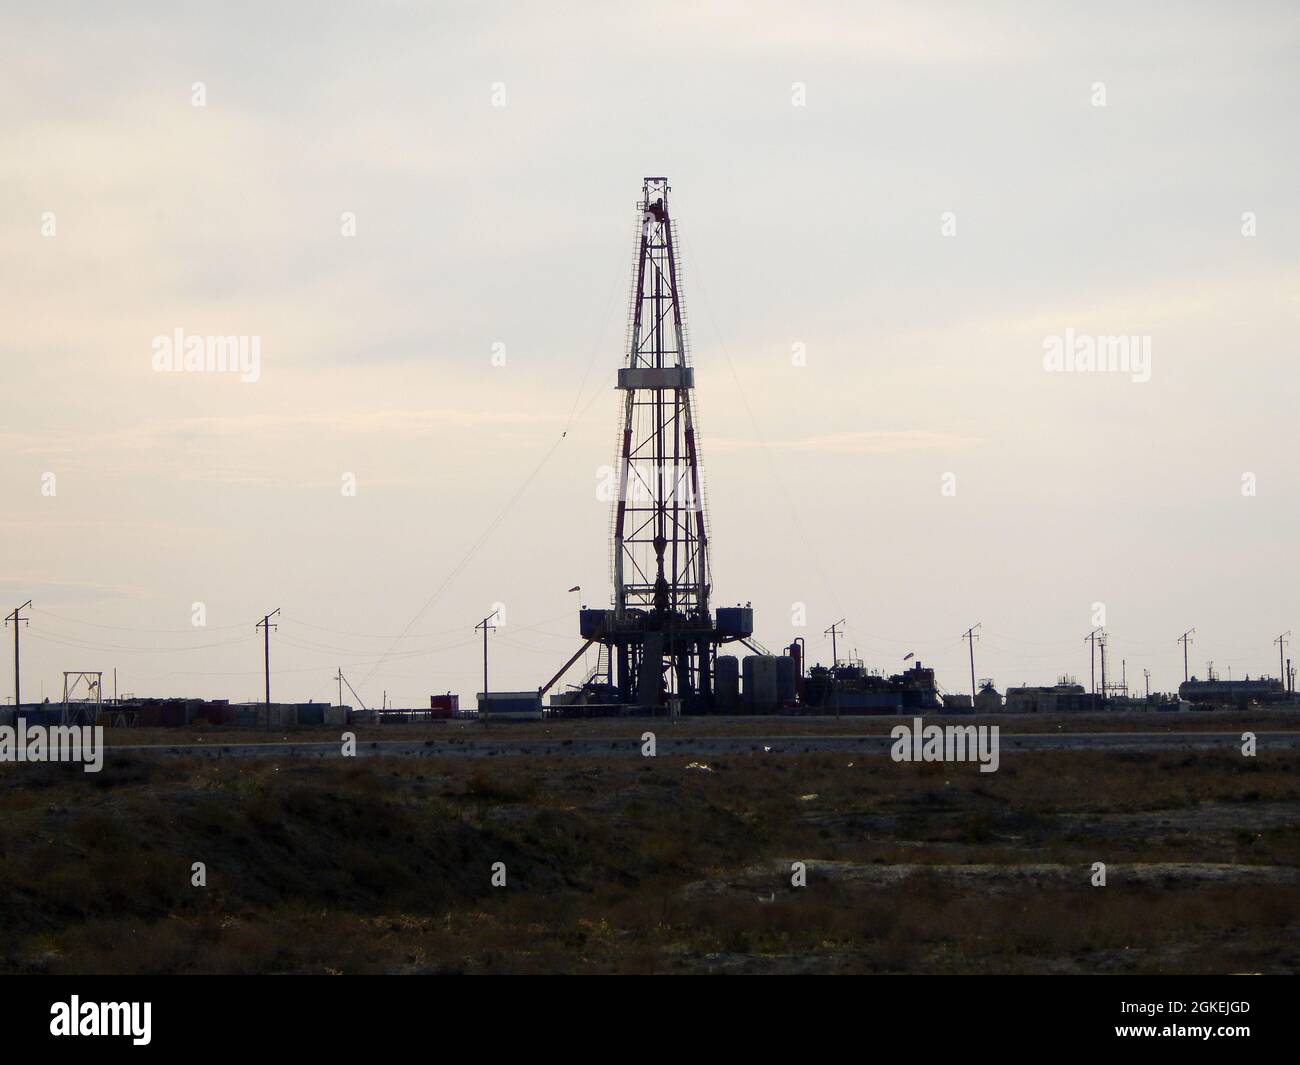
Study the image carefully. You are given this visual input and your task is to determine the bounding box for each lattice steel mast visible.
[555,178,754,713]
[613,177,710,623]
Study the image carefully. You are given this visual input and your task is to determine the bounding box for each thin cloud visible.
[710,430,981,454]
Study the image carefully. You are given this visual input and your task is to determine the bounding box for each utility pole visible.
[255,609,280,714]
[4,601,32,710]
[962,623,981,705]
[824,619,845,668]
[823,620,845,720]
[333,668,368,713]
[1098,631,1108,702]
[1085,628,1101,695]
[1177,629,1195,683]
[475,610,499,714]
[1275,632,1290,687]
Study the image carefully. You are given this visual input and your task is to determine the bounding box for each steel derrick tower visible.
[547,178,753,713]
[614,177,710,626]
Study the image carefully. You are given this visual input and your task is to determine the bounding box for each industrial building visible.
[798,660,943,714]
[1004,682,1101,714]
[1178,675,1286,707]
[974,680,1004,712]
[0,697,344,729]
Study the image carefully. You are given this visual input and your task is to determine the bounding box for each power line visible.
[680,231,847,626]
[277,633,479,660]
[25,629,255,655]
[28,606,246,633]
[358,432,568,689]
[278,614,470,641]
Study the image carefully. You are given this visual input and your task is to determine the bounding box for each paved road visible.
[104,730,1299,760]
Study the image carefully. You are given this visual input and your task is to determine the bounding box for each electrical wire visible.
[25,629,256,654]
[28,605,247,633]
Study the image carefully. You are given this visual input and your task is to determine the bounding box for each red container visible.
[191,705,235,726]
[160,702,187,726]
[135,707,163,728]
[429,694,459,718]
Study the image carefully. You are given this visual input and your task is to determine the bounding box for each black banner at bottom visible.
[0,974,1287,1052]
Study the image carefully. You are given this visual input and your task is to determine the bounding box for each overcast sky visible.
[2,1,1298,706]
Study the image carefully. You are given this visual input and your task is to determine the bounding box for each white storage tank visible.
[743,655,779,713]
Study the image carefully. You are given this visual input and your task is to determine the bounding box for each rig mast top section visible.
[613,177,711,624]
[558,177,752,712]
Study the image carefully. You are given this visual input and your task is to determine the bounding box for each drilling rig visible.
[543,177,755,712]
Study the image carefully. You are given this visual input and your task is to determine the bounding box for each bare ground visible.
[1,745,1296,974]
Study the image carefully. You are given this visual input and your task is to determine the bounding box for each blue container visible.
[716,607,754,638]
[296,704,324,726]
[19,708,63,727]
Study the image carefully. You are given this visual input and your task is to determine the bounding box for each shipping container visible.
[160,702,187,727]
[430,693,459,715]
[716,607,754,638]
[478,691,543,719]
[255,705,297,728]
[186,703,234,726]
[17,708,63,727]
[297,704,325,726]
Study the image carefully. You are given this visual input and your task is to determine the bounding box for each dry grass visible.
[1,747,1297,974]
[98,707,1300,747]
